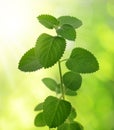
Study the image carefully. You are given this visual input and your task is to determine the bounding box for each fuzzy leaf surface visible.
[63,71,82,91]
[66,47,99,73]
[42,78,59,92]
[56,24,76,41]
[57,122,84,130]
[58,16,82,29]
[34,102,44,111]
[34,112,46,127]
[35,33,66,68]
[38,14,59,29]
[43,96,71,128]
[18,48,42,72]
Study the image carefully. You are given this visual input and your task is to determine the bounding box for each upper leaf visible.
[34,102,44,111]
[37,14,59,29]
[57,121,84,130]
[58,16,82,29]
[42,78,59,92]
[43,96,71,128]
[18,48,42,72]
[66,47,99,73]
[34,112,46,127]
[35,33,66,68]
[63,71,82,91]
[56,24,76,41]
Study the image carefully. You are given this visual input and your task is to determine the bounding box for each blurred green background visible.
[0,0,114,130]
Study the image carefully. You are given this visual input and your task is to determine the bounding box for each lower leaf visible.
[43,96,71,128]
[67,107,77,122]
[57,121,84,130]
[34,112,46,127]
[34,102,44,111]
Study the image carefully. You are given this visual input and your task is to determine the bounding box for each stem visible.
[58,60,65,99]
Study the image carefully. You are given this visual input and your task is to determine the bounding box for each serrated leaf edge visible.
[18,48,42,72]
[37,14,59,29]
[66,47,99,74]
[58,16,83,28]
[44,37,66,69]
[43,96,71,128]
[56,24,76,41]
[35,33,67,69]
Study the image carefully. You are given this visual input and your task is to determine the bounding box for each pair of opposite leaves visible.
[18,14,99,74]
[34,96,83,130]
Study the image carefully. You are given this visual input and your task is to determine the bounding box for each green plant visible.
[18,14,99,130]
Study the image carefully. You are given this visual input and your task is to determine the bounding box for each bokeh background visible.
[0,0,114,130]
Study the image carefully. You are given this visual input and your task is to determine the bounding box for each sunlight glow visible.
[10,98,32,126]
[0,1,32,47]
[0,0,31,90]
[0,1,53,129]
[0,9,23,38]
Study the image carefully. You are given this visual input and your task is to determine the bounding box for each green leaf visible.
[18,48,42,72]
[34,102,44,111]
[57,122,84,130]
[37,14,59,29]
[42,78,59,92]
[65,89,77,96]
[56,85,77,96]
[56,24,76,41]
[66,47,99,73]
[56,84,61,94]
[68,108,77,121]
[58,16,82,29]
[63,71,82,91]
[35,33,66,68]
[43,96,71,128]
[34,112,46,127]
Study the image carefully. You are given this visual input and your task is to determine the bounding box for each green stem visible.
[58,60,65,99]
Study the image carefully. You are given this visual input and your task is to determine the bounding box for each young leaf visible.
[43,96,71,128]
[65,89,77,96]
[42,78,59,92]
[57,85,77,96]
[68,108,77,121]
[34,102,44,111]
[18,48,42,72]
[34,112,46,127]
[63,71,82,91]
[58,16,82,29]
[37,14,59,29]
[66,47,99,73]
[35,33,66,68]
[56,24,76,41]
[56,84,61,94]
[57,121,84,130]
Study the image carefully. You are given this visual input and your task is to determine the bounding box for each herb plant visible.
[18,14,99,130]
